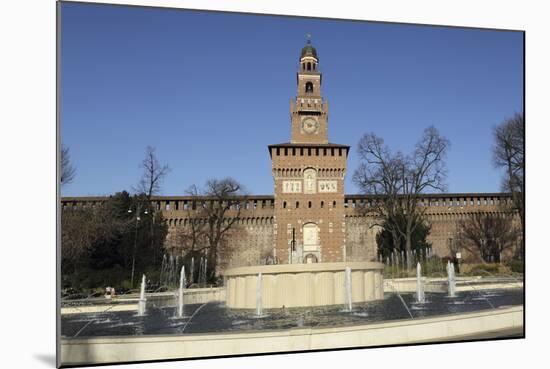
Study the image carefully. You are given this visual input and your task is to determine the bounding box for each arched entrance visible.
[303,223,320,260]
[304,253,318,264]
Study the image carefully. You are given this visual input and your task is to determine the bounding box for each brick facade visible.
[62,193,519,273]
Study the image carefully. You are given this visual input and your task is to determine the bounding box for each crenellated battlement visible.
[61,192,514,219]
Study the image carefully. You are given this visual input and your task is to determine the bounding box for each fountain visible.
[225,262,384,309]
[61,259,524,365]
[159,254,183,288]
[137,274,147,316]
[177,266,186,318]
[190,256,194,284]
[166,256,174,286]
[159,255,167,286]
[344,266,353,312]
[415,262,425,303]
[203,258,208,286]
[447,261,456,298]
[196,257,208,286]
[197,257,202,285]
[256,272,263,317]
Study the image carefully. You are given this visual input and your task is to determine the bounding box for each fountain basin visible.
[224,262,384,309]
[60,305,523,365]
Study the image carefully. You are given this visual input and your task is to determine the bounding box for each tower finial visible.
[306,33,311,44]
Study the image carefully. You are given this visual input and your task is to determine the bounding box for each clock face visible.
[302,117,319,134]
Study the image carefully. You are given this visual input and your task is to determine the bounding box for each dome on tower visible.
[301,39,318,59]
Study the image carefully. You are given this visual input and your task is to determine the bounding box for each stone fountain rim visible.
[224,261,384,277]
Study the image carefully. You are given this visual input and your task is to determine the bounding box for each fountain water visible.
[415,262,425,303]
[384,281,414,319]
[256,272,263,317]
[167,256,174,286]
[137,274,147,316]
[197,257,202,285]
[344,267,353,312]
[196,257,208,286]
[159,254,182,288]
[159,255,167,287]
[203,258,208,286]
[190,257,195,285]
[447,261,456,298]
[475,269,524,286]
[177,266,186,318]
[181,302,210,333]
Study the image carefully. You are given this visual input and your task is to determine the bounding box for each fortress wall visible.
[61,192,520,270]
[344,193,520,262]
[344,216,379,262]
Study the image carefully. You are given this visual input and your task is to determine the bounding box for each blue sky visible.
[60,3,523,197]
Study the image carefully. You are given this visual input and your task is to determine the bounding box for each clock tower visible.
[269,37,349,264]
[290,38,329,144]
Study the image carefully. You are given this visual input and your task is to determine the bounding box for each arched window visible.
[307,62,311,71]
[308,201,312,208]
[296,201,300,209]
[321,201,324,208]
[305,82,313,94]
[283,201,287,209]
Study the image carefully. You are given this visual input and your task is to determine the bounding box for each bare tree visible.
[353,134,404,253]
[353,127,449,269]
[61,145,76,186]
[456,212,521,263]
[398,127,449,268]
[136,145,171,200]
[172,185,209,256]
[134,145,171,273]
[493,113,524,235]
[179,178,247,281]
[203,178,247,281]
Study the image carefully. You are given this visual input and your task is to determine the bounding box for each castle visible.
[61,40,518,272]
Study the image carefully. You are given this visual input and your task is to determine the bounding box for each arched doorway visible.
[304,253,318,264]
[303,222,320,259]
